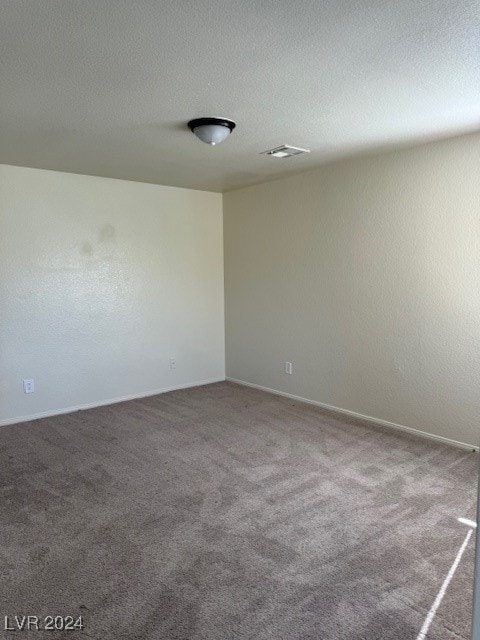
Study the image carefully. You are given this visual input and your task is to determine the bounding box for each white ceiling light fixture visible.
[188,117,236,146]
[262,145,310,158]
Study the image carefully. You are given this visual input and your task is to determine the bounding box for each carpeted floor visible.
[0,381,477,640]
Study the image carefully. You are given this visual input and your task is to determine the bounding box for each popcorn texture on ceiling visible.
[0,0,479,192]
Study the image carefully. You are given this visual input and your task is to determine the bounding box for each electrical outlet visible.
[284,362,293,375]
[169,358,176,370]
[23,379,34,394]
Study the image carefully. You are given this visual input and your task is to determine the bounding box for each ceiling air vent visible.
[262,145,310,158]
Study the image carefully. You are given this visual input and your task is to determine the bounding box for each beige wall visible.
[0,165,224,424]
[2,134,479,446]
[224,133,480,448]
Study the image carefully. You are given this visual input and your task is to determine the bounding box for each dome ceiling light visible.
[188,117,236,146]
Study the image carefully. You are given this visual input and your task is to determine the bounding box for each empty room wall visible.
[0,164,224,424]
[224,132,480,448]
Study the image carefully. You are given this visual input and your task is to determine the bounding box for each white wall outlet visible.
[169,358,176,370]
[284,362,293,375]
[23,378,35,394]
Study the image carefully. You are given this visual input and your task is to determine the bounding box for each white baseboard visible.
[226,377,478,452]
[0,377,226,428]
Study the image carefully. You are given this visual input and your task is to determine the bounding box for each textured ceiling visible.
[1,0,479,192]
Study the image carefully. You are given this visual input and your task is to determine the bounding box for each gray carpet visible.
[0,381,477,640]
